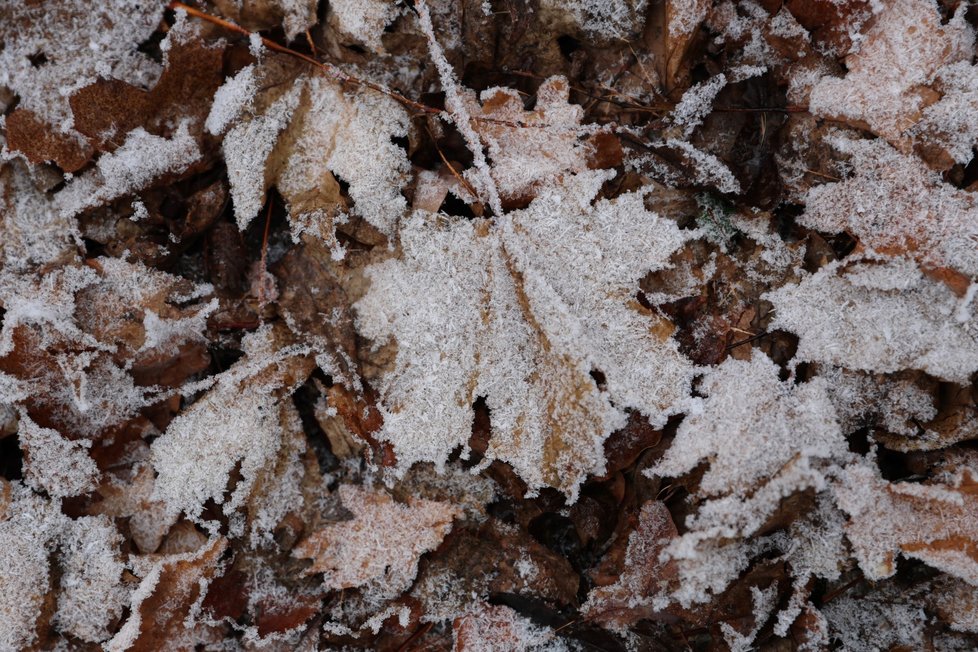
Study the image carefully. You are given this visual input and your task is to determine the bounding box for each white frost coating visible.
[668,74,727,139]
[540,0,649,38]
[355,171,695,500]
[140,299,218,356]
[766,257,978,383]
[650,353,846,496]
[53,516,129,643]
[205,64,257,136]
[665,139,742,194]
[278,76,411,237]
[57,121,202,218]
[801,135,978,277]
[0,485,64,650]
[0,162,81,272]
[328,0,400,53]
[807,0,974,142]
[18,413,99,499]
[416,0,503,216]
[720,584,779,652]
[224,81,304,229]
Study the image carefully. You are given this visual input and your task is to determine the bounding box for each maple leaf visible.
[150,325,314,531]
[647,352,848,606]
[462,76,610,208]
[355,171,695,500]
[293,484,460,601]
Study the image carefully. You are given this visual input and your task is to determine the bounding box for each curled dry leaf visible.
[583,501,678,628]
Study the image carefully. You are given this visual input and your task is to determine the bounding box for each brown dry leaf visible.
[808,0,973,145]
[5,109,94,172]
[834,463,978,584]
[583,501,678,627]
[215,62,411,244]
[0,259,214,438]
[211,0,317,40]
[69,28,224,153]
[106,536,228,652]
[293,484,460,600]
[781,0,874,55]
[660,0,710,94]
[273,238,358,380]
[800,136,978,282]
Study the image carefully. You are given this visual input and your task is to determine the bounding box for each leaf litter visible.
[1,0,978,649]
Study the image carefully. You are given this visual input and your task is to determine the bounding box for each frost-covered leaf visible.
[150,326,314,530]
[213,66,411,240]
[800,136,978,279]
[834,462,978,584]
[646,354,847,606]
[107,536,228,652]
[0,484,128,647]
[453,602,571,651]
[19,413,99,499]
[0,258,215,437]
[355,171,695,499]
[0,0,163,129]
[293,484,460,601]
[651,352,846,496]
[0,160,81,272]
[766,257,978,383]
[808,0,974,143]
[463,76,605,206]
[583,501,678,627]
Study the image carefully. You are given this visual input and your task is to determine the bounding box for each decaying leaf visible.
[800,135,978,280]
[150,325,314,529]
[583,501,678,627]
[107,536,228,652]
[211,63,411,243]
